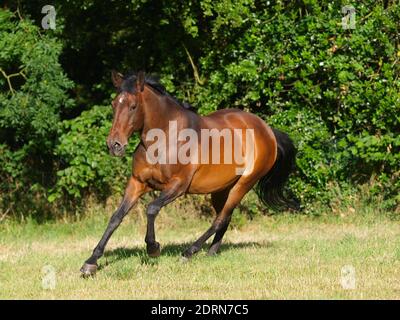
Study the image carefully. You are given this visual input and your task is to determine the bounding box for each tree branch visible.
[0,68,16,94]
[0,67,26,95]
[183,44,205,86]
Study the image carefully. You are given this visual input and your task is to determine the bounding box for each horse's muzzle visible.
[108,140,126,157]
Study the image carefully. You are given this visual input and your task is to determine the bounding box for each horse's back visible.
[188,108,277,193]
[201,108,270,131]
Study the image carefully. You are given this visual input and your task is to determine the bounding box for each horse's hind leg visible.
[183,178,258,259]
[207,189,231,256]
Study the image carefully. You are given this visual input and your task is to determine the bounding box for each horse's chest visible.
[140,164,170,191]
[146,177,166,191]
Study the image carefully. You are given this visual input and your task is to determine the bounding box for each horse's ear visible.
[111,70,124,88]
[136,71,145,92]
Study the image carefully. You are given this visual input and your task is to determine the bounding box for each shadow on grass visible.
[102,241,270,268]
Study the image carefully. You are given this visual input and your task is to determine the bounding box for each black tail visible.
[255,128,300,211]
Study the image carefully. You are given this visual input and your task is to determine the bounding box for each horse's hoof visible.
[80,263,98,277]
[180,256,190,263]
[147,242,161,258]
[207,247,220,256]
[182,247,195,259]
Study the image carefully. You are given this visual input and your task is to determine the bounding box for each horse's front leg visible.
[145,178,187,257]
[80,176,149,276]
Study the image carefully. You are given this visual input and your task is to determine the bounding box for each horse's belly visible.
[188,164,240,193]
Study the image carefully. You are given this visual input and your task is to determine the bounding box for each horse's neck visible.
[140,87,196,143]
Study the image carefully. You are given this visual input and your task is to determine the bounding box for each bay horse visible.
[80,71,299,276]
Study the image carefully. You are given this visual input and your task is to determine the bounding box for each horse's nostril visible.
[113,141,122,150]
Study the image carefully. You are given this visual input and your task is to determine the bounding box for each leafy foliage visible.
[1,0,399,217]
[188,1,400,206]
[51,105,137,201]
[0,9,73,216]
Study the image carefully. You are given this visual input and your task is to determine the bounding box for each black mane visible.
[120,72,197,113]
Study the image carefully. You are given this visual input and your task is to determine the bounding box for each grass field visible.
[0,199,399,299]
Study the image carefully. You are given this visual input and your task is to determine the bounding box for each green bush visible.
[188,1,400,208]
[0,9,74,217]
[51,105,138,202]
[1,1,399,217]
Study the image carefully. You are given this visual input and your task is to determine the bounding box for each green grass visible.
[0,202,400,299]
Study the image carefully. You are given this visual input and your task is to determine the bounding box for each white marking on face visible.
[118,94,125,104]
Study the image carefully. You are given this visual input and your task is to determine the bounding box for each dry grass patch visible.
[0,210,399,299]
